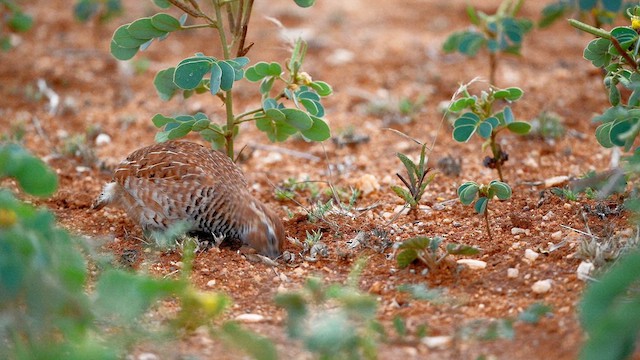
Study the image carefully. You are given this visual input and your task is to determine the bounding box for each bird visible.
[92,140,284,259]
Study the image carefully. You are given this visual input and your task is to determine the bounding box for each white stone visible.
[457,259,487,270]
[544,175,569,188]
[577,261,595,281]
[421,335,452,349]
[524,249,539,262]
[235,313,265,323]
[206,279,216,288]
[511,227,526,235]
[356,174,380,196]
[531,279,552,294]
[95,133,111,146]
[137,353,159,360]
[507,268,519,278]
[551,230,563,241]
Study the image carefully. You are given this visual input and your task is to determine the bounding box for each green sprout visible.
[391,143,435,212]
[396,236,480,272]
[443,0,532,85]
[457,180,512,241]
[449,85,531,182]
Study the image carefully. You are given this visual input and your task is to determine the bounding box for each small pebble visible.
[542,211,554,222]
[511,227,526,235]
[95,133,111,146]
[551,230,563,241]
[507,268,519,278]
[531,279,552,294]
[206,279,216,288]
[544,175,569,188]
[138,353,159,360]
[235,313,265,323]
[576,261,594,281]
[421,336,452,349]
[457,259,487,270]
[524,249,539,262]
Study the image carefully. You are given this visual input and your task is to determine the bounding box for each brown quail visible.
[93,140,284,258]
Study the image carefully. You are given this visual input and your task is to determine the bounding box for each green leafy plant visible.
[528,111,566,141]
[74,0,122,22]
[457,180,512,240]
[449,85,531,181]
[540,0,630,29]
[110,1,331,159]
[579,250,640,360]
[391,143,435,212]
[0,0,33,51]
[396,236,480,272]
[275,261,382,359]
[442,0,532,85]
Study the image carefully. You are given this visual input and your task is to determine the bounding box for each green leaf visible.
[150,13,181,32]
[192,118,211,132]
[0,145,58,197]
[252,62,272,77]
[449,97,475,112]
[167,121,194,140]
[489,180,512,200]
[174,57,213,90]
[458,182,479,205]
[294,0,315,7]
[539,2,569,28]
[507,121,532,135]
[584,38,612,68]
[452,112,480,142]
[112,25,147,48]
[218,60,235,91]
[265,108,286,122]
[309,81,332,96]
[474,197,488,213]
[445,243,480,256]
[391,185,416,206]
[595,123,615,148]
[610,120,632,147]
[110,40,138,61]
[151,113,174,127]
[477,120,494,139]
[209,62,222,94]
[244,66,264,82]
[8,12,33,32]
[94,269,177,320]
[127,18,167,40]
[154,67,179,101]
[396,248,419,268]
[281,108,313,131]
[260,77,275,95]
[399,236,432,250]
[610,27,638,50]
[301,116,331,141]
[396,152,418,184]
[299,98,319,115]
[494,87,524,101]
[153,0,171,8]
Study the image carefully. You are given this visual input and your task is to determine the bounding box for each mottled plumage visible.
[93,141,284,258]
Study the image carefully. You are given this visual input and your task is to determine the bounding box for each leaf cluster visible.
[450,86,530,144]
[540,0,630,28]
[396,236,480,272]
[275,275,381,359]
[443,0,532,57]
[74,0,122,23]
[391,143,435,209]
[111,13,184,61]
[457,180,512,214]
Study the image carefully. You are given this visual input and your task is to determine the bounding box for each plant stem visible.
[490,132,504,182]
[213,0,236,159]
[484,206,493,241]
[489,51,497,85]
[567,19,611,39]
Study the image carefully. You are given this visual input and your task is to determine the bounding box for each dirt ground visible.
[1,0,637,359]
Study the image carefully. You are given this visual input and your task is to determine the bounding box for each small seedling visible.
[0,0,33,51]
[74,0,122,23]
[391,143,435,212]
[396,236,480,272]
[528,111,566,141]
[109,1,331,159]
[443,0,532,85]
[540,0,628,29]
[449,85,531,182]
[457,180,512,240]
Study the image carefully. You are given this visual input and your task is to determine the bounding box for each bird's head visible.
[240,201,284,259]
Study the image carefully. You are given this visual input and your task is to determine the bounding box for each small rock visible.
[563,203,572,210]
[137,353,159,360]
[75,166,90,173]
[551,230,563,241]
[524,157,539,168]
[542,211,554,222]
[544,175,569,188]
[369,281,384,294]
[524,249,539,262]
[511,227,526,235]
[577,261,594,281]
[235,313,265,323]
[531,279,552,294]
[355,174,380,196]
[206,279,216,288]
[393,205,410,215]
[507,268,519,278]
[95,133,111,146]
[421,335,452,349]
[457,259,487,270]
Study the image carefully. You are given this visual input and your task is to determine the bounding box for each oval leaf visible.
[209,62,222,94]
[474,196,488,214]
[281,108,313,131]
[218,60,235,91]
[112,25,147,48]
[110,40,138,60]
[458,182,479,205]
[301,116,331,141]
[174,58,213,90]
[452,113,480,142]
[151,13,181,32]
[507,121,532,135]
[489,180,512,200]
[127,18,167,40]
[309,81,332,96]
